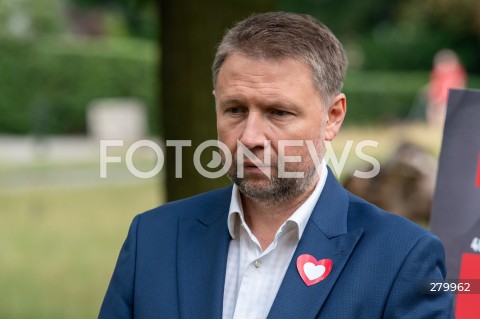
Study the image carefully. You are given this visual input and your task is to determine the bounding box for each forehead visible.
[215,53,317,95]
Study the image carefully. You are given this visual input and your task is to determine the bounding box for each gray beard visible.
[227,163,318,207]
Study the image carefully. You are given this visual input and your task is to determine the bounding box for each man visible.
[99,12,453,318]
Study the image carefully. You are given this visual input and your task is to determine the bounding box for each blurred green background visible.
[1,0,479,317]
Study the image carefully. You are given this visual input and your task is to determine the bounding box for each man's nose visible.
[239,112,267,149]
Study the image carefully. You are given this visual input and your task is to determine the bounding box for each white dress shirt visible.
[222,161,328,319]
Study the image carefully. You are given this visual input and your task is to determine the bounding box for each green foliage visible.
[70,0,158,39]
[280,0,480,72]
[343,71,427,124]
[0,0,67,37]
[343,71,480,124]
[0,36,158,134]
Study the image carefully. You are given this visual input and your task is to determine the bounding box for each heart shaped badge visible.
[296,254,333,286]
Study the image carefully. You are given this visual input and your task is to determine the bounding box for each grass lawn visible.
[0,181,162,319]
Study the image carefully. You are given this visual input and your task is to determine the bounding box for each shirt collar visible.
[227,160,328,240]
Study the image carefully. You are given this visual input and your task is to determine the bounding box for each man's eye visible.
[227,107,244,114]
[271,109,289,117]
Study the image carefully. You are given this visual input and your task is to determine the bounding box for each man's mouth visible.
[243,160,270,168]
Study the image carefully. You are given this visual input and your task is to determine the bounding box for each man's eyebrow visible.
[263,101,297,110]
[220,97,297,110]
[219,97,245,106]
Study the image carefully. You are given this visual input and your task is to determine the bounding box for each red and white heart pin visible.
[296,254,333,286]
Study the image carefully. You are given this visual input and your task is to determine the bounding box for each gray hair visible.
[212,11,348,107]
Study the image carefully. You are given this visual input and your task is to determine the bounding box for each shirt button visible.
[254,260,262,268]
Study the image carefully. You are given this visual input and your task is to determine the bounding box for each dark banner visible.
[430,88,480,318]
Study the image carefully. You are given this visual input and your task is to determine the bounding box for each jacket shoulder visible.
[346,191,437,242]
[137,185,232,224]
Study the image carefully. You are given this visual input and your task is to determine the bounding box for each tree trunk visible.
[160,0,276,201]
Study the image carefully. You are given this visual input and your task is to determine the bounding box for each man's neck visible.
[241,178,319,251]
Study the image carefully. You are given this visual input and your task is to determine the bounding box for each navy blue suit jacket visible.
[99,170,453,318]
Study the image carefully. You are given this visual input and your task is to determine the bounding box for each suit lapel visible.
[268,170,364,319]
[268,226,363,318]
[177,187,232,319]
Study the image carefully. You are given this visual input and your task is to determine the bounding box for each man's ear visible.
[324,93,346,141]
[212,90,216,97]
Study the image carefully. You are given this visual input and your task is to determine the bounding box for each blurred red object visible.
[427,49,467,125]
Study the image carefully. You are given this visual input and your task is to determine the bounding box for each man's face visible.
[214,53,345,203]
